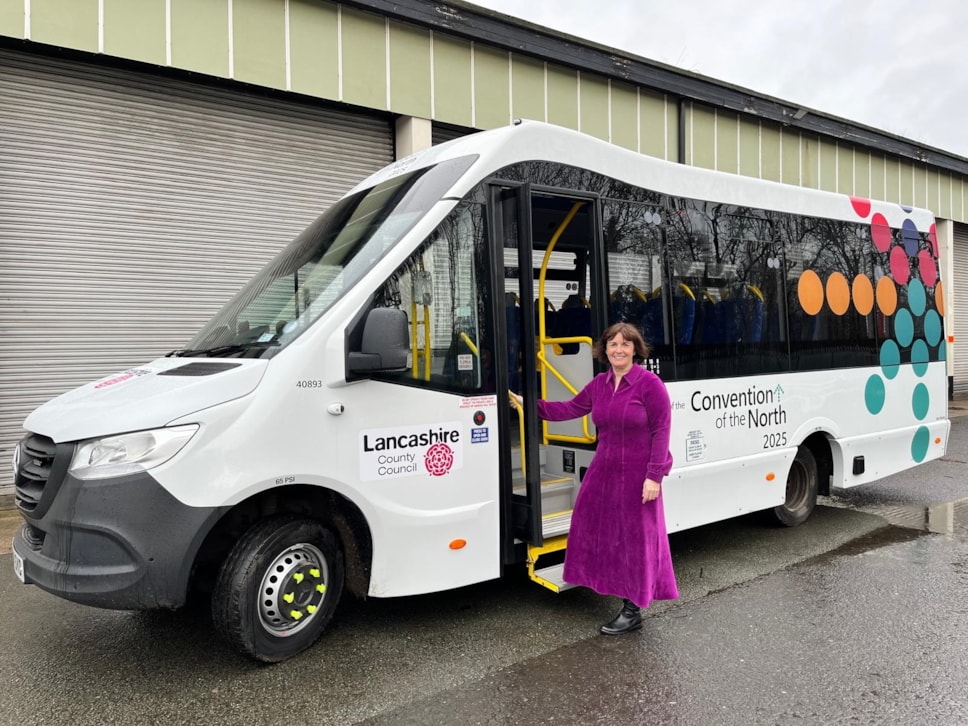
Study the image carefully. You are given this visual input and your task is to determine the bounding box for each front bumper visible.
[13,435,224,610]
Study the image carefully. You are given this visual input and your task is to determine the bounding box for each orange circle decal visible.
[852,275,874,315]
[797,269,824,315]
[936,281,945,316]
[876,276,897,316]
[826,272,850,315]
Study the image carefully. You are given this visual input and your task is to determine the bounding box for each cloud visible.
[470,0,968,157]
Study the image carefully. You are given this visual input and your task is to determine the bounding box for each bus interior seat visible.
[554,294,592,354]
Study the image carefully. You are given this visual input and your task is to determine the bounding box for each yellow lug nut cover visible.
[309,568,321,578]
[316,584,326,593]
[290,610,303,620]
[293,572,304,584]
[283,592,295,604]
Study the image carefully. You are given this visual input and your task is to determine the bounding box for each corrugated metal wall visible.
[953,224,968,397]
[0,49,393,490]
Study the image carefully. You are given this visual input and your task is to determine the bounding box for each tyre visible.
[773,445,819,527]
[212,515,344,663]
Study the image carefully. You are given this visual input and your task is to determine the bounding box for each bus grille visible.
[14,434,57,513]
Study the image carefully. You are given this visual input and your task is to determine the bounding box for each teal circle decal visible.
[912,383,930,420]
[911,426,930,463]
[865,374,886,414]
[880,340,901,379]
[894,308,914,348]
[911,339,929,377]
[940,342,947,361]
[907,280,926,316]
[924,309,942,347]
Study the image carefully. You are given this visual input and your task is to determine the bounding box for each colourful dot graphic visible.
[852,274,874,315]
[871,213,892,252]
[826,272,850,315]
[797,269,824,315]
[865,374,886,414]
[876,277,897,315]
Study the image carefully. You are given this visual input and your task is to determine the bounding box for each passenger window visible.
[368,202,494,394]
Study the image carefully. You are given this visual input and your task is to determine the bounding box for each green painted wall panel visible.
[609,82,638,152]
[913,165,928,210]
[546,65,578,131]
[233,0,286,90]
[854,150,871,199]
[885,157,901,203]
[31,0,97,51]
[716,112,738,174]
[639,90,666,160]
[899,161,914,206]
[802,136,818,189]
[690,105,716,171]
[781,130,799,186]
[432,35,472,126]
[837,146,853,194]
[388,20,431,118]
[342,7,387,110]
[0,0,24,38]
[104,0,165,66]
[870,154,886,201]
[473,45,509,129]
[666,103,679,163]
[926,169,941,215]
[579,74,608,141]
[289,0,338,100]
[171,0,229,77]
[939,173,953,219]
[511,55,545,124]
[760,125,781,182]
[739,122,759,178]
[819,141,837,192]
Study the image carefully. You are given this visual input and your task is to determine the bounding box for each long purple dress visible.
[537,364,679,608]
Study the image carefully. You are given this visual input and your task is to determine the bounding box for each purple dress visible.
[537,364,679,608]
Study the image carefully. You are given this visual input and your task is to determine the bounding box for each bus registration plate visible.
[12,548,25,584]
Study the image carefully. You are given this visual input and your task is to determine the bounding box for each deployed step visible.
[527,535,575,593]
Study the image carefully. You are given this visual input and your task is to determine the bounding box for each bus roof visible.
[353,120,935,231]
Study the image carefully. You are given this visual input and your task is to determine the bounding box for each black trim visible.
[13,468,225,610]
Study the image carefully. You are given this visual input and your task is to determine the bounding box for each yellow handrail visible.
[508,391,526,477]
[535,200,595,445]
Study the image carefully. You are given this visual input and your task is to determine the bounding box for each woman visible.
[514,321,678,634]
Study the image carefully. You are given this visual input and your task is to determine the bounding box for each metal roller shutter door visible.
[953,224,968,397]
[0,49,393,494]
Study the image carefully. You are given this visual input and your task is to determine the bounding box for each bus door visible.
[491,182,602,590]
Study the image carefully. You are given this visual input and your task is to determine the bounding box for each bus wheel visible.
[774,445,819,527]
[212,515,344,663]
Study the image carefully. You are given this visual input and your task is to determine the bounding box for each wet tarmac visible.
[1,412,966,724]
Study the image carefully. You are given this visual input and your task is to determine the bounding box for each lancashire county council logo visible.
[424,442,455,476]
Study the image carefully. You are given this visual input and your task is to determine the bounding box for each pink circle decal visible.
[929,223,938,257]
[889,245,910,285]
[850,196,872,218]
[871,213,892,252]
[918,250,938,288]
[425,443,455,476]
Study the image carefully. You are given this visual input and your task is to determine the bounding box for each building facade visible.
[2,0,967,495]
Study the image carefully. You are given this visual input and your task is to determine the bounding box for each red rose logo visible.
[425,442,454,476]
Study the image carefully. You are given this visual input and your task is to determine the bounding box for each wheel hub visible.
[258,543,329,635]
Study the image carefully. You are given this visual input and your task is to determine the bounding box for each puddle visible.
[855,497,968,535]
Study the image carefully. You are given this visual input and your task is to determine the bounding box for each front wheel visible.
[773,445,819,527]
[212,515,345,663]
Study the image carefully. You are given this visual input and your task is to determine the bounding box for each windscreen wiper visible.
[166,341,277,358]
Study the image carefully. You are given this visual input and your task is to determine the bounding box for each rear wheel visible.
[212,515,344,662]
[773,445,819,527]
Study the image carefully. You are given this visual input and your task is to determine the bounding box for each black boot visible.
[600,599,642,635]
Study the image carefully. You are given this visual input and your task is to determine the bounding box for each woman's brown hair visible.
[592,322,650,365]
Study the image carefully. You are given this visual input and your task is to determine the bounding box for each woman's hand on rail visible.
[509,391,523,407]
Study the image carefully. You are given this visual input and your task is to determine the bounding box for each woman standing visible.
[514,322,678,634]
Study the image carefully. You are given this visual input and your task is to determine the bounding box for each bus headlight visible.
[69,425,199,480]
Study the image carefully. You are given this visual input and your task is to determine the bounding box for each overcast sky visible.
[469,0,968,159]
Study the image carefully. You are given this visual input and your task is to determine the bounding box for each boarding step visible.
[512,474,576,515]
[509,444,547,472]
[527,535,575,593]
[541,509,572,538]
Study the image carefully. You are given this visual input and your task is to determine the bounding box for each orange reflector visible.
[935,438,942,444]
[766,473,776,481]
[449,539,467,550]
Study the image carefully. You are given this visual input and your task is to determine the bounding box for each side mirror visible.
[348,308,410,372]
